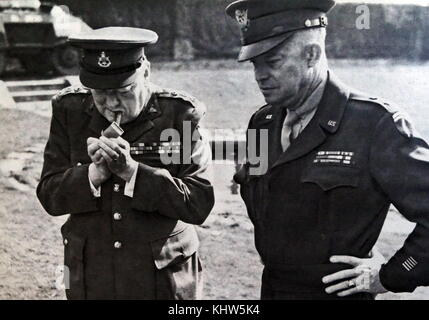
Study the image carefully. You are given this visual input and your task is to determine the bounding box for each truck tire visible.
[0,51,6,75]
[22,52,53,75]
[52,45,81,75]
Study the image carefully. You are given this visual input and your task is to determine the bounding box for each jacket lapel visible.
[248,106,285,173]
[270,72,351,170]
[267,107,286,170]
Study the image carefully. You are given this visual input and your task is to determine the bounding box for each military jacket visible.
[37,85,215,300]
[235,72,429,298]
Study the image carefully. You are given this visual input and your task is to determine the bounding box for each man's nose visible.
[105,93,120,106]
[254,65,270,84]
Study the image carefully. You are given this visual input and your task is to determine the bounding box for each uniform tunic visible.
[235,72,429,299]
[37,86,215,300]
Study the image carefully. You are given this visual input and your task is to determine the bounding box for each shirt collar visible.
[293,76,327,119]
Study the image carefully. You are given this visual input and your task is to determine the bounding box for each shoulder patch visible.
[391,111,419,139]
[53,85,90,102]
[154,87,205,111]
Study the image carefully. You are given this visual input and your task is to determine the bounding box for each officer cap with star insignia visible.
[68,27,158,89]
[226,0,336,62]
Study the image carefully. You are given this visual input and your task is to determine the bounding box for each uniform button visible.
[114,241,122,249]
[113,184,120,192]
[77,162,82,167]
[113,212,122,221]
[64,238,68,245]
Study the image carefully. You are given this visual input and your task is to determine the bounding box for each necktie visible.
[281,110,301,151]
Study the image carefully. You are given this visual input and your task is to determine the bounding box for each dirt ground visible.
[1,60,429,300]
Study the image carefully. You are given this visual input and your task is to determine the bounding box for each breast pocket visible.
[301,165,360,191]
[295,165,361,261]
[300,165,361,233]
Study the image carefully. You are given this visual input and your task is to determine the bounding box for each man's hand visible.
[87,137,111,187]
[322,247,388,297]
[98,136,138,182]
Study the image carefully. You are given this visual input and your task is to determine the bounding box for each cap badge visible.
[235,9,249,32]
[98,51,111,68]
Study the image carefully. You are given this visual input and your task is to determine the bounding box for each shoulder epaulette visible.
[53,85,90,102]
[351,93,418,139]
[350,93,397,114]
[257,104,270,112]
[154,87,205,111]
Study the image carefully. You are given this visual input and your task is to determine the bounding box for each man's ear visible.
[304,44,322,68]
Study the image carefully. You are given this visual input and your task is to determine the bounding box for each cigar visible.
[102,112,124,138]
[115,112,122,126]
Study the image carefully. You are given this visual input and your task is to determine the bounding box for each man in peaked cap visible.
[37,27,214,300]
[228,0,429,299]
[227,0,333,62]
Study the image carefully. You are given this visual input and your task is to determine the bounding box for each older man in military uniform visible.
[228,0,429,299]
[37,27,214,300]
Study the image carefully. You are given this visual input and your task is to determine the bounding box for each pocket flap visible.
[150,227,199,270]
[301,165,360,191]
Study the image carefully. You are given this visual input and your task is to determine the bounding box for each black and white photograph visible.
[0,0,429,303]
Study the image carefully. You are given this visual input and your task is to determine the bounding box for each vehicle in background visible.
[0,0,91,75]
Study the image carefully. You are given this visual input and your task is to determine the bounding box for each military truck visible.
[0,0,91,75]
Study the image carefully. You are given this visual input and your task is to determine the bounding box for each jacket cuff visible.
[88,173,101,198]
[124,163,139,198]
[379,254,418,293]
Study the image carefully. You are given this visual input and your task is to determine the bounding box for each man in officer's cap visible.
[228,0,429,299]
[37,27,214,300]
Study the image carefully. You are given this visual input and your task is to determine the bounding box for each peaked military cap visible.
[226,0,336,62]
[68,27,158,89]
